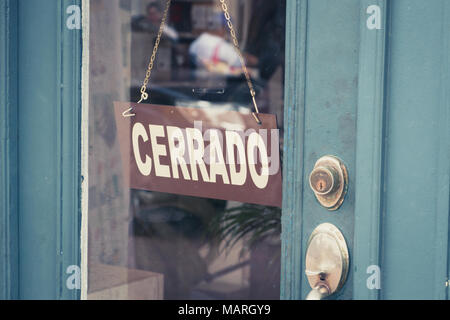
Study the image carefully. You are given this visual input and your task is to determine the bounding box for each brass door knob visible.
[305,223,349,300]
[309,155,348,210]
[306,283,331,300]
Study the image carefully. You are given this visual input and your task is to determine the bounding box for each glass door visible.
[87,0,286,300]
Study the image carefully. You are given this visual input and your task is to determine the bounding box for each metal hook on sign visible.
[122,107,136,118]
[137,91,149,104]
[251,95,262,125]
[122,91,148,118]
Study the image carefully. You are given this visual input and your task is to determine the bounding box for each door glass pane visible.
[88,0,286,300]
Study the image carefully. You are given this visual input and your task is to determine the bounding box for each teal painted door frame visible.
[281,0,450,300]
[0,0,19,300]
[0,0,83,300]
[379,0,449,299]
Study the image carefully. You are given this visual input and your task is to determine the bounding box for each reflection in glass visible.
[88,0,285,300]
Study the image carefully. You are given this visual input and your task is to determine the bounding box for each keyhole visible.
[318,181,324,191]
[316,179,327,192]
[319,273,327,281]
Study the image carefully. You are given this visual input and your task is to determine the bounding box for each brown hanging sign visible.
[114,102,282,207]
[114,0,282,206]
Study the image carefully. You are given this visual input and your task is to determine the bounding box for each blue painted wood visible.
[439,0,450,300]
[281,0,308,300]
[16,0,82,299]
[282,0,449,300]
[381,0,450,300]
[298,0,360,300]
[59,0,83,301]
[2,0,447,301]
[352,0,388,300]
[59,0,83,300]
[0,0,19,300]
[282,0,361,300]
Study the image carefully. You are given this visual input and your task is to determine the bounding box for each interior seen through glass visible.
[88,0,286,300]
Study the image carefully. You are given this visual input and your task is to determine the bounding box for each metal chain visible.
[137,0,172,104]
[136,0,261,123]
[219,0,261,123]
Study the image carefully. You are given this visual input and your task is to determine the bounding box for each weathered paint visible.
[1,0,449,300]
[353,0,387,300]
[0,0,19,300]
[281,0,308,300]
[282,0,450,300]
[380,0,450,300]
[0,0,83,299]
[80,0,90,301]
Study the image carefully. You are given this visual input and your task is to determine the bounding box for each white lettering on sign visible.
[149,125,171,178]
[208,129,230,184]
[132,122,152,176]
[131,121,274,189]
[167,126,191,180]
[186,127,210,182]
[226,131,247,186]
[247,132,269,189]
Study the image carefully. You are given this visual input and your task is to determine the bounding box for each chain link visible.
[137,0,172,103]
[219,0,261,122]
[219,0,254,98]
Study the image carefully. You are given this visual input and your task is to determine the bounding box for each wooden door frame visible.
[280,0,388,300]
[0,0,84,300]
[2,0,447,301]
[0,0,19,300]
[280,0,308,300]
[281,0,449,300]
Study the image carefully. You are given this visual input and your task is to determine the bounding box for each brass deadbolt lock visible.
[309,155,348,211]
